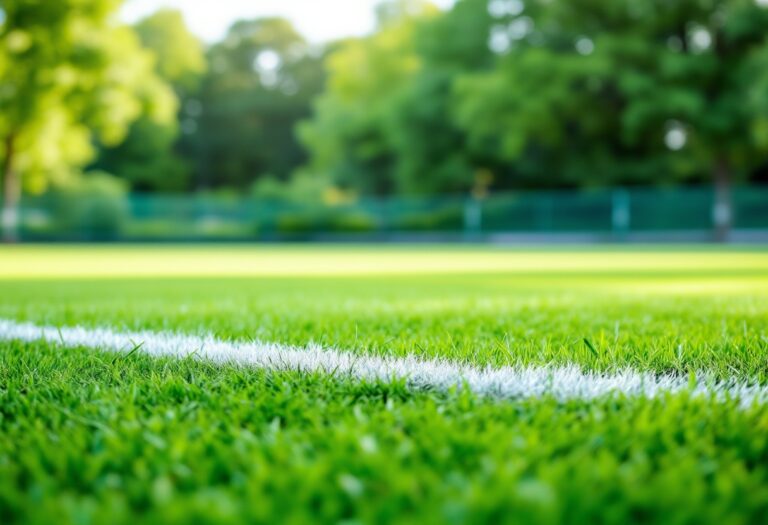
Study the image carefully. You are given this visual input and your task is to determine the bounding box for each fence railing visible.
[17,185,768,241]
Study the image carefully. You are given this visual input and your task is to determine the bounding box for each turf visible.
[1,245,767,524]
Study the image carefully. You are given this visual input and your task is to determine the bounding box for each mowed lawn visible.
[1,245,768,524]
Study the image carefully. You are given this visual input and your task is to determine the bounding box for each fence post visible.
[612,188,630,239]
[536,196,553,231]
[712,164,732,243]
[376,197,389,235]
[464,198,482,236]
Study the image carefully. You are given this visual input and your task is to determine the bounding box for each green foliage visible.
[454,0,768,187]
[298,0,768,196]
[396,204,465,230]
[271,209,377,235]
[49,171,129,239]
[250,176,378,234]
[6,0,768,208]
[298,0,501,197]
[298,5,433,195]
[134,9,207,94]
[189,18,326,190]
[251,172,333,204]
[92,116,188,192]
[387,0,500,194]
[92,8,204,193]
[0,0,173,193]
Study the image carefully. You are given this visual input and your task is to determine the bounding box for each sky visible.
[121,0,455,44]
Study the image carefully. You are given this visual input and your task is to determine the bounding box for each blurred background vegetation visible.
[2,0,768,241]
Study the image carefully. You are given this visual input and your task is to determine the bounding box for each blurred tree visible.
[0,0,174,241]
[388,0,499,194]
[298,0,442,195]
[455,0,768,238]
[91,113,187,192]
[91,9,205,192]
[134,9,206,94]
[298,32,417,195]
[190,18,325,190]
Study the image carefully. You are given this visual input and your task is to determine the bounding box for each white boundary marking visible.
[1,318,766,407]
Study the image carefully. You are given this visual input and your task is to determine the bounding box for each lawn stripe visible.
[1,318,765,406]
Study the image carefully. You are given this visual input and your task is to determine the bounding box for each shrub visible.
[51,172,129,240]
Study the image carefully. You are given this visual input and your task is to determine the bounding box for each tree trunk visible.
[1,134,20,243]
[713,156,732,243]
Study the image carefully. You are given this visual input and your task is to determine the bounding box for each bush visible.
[51,172,129,240]
[251,174,335,205]
[332,212,377,233]
[272,208,377,235]
[395,206,465,231]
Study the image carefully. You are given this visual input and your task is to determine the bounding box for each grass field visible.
[1,245,768,524]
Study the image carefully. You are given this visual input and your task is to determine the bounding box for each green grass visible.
[1,245,768,524]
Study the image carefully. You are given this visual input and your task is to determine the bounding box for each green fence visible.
[16,185,768,241]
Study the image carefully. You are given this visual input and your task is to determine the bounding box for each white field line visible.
[1,318,766,407]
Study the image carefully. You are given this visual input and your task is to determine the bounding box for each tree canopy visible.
[4,0,768,226]
[134,8,207,94]
[297,0,768,200]
[298,15,424,195]
[455,0,768,189]
[91,8,206,192]
[298,0,477,196]
[0,0,174,238]
[188,17,326,191]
